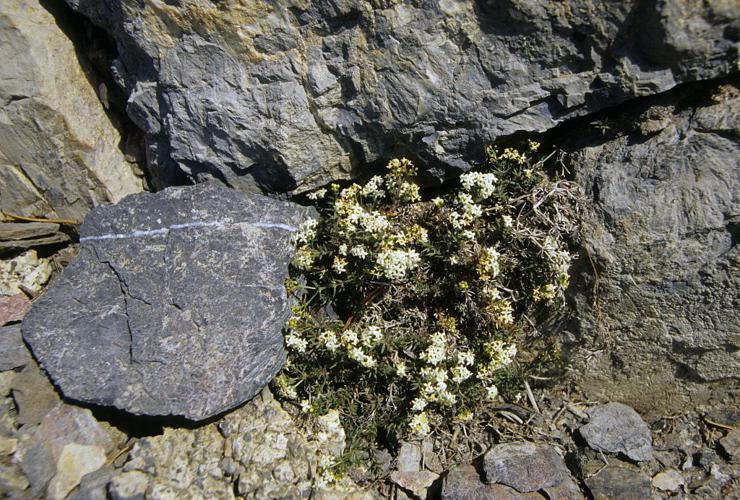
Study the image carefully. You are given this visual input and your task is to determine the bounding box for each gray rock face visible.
[63,0,738,192]
[0,0,144,222]
[442,464,575,500]
[0,325,31,371]
[578,403,653,462]
[22,183,311,420]
[569,83,740,413]
[482,442,576,494]
[585,465,652,500]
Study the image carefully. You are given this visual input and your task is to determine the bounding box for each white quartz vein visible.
[80,219,298,242]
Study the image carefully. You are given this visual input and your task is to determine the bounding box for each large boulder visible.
[62,0,738,192]
[22,182,311,420]
[0,0,144,222]
[567,82,739,414]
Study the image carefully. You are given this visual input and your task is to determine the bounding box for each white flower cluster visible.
[339,203,390,236]
[409,413,430,436]
[486,340,517,370]
[375,248,421,281]
[319,330,340,351]
[460,172,497,200]
[316,326,383,369]
[477,247,501,280]
[420,367,456,406]
[448,192,483,229]
[296,218,318,244]
[420,332,446,365]
[398,181,421,202]
[361,176,384,198]
[293,247,315,270]
[307,188,327,200]
[285,332,308,353]
[350,245,368,259]
[332,256,347,274]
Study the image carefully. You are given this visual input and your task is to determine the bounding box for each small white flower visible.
[452,364,472,383]
[285,333,307,353]
[409,412,430,436]
[486,385,499,400]
[502,215,513,228]
[341,329,359,345]
[296,218,319,244]
[284,385,298,400]
[363,325,383,346]
[307,188,327,200]
[332,256,347,274]
[293,247,314,270]
[376,248,421,281]
[411,397,427,412]
[319,330,340,352]
[457,351,475,366]
[350,245,368,259]
[361,176,385,198]
[300,399,312,413]
[460,171,497,200]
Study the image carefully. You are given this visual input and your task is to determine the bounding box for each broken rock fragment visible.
[578,403,653,462]
[22,183,311,420]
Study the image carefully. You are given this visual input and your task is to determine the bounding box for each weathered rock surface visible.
[578,403,653,462]
[14,404,117,498]
[720,429,740,462]
[0,0,144,222]
[482,442,578,494]
[569,83,740,414]
[585,464,652,500]
[0,294,31,326]
[0,222,70,250]
[117,388,368,499]
[0,325,31,371]
[63,0,738,192]
[442,464,554,500]
[10,362,61,427]
[22,182,311,420]
[0,250,52,296]
[651,469,684,493]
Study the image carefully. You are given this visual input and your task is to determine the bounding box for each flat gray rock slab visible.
[482,442,575,493]
[585,465,651,500]
[22,183,310,420]
[579,403,653,462]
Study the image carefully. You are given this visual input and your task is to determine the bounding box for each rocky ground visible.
[2,273,739,498]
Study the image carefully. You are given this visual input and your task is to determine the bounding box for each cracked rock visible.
[22,183,311,420]
[482,442,576,494]
[63,0,738,193]
[578,403,653,462]
[585,465,651,500]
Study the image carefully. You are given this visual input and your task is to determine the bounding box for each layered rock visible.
[0,0,144,223]
[63,0,738,192]
[22,182,311,420]
[568,82,740,413]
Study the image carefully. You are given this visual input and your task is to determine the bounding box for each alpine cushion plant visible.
[277,141,581,477]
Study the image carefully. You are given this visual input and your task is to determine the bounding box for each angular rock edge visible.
[22,182,311,420]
